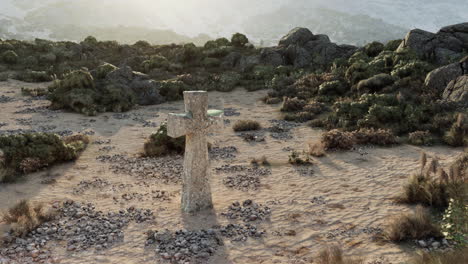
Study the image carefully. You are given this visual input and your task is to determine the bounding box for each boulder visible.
[461,56,468,74]
[285,45,311,67]
[259,48,284,66]
[397,23,468,64]
[443,75,468,106]
[425,62,462,92]
[238,55,260,72]
[221,52,242,68]
[279,28,314,47]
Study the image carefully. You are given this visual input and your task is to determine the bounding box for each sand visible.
[0,79,463,264]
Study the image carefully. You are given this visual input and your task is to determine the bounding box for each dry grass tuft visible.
[316,245,364,264]
[383,205,442,242]
[250,156,270,166]
[309,141,326,157]
[321,130,356,150]
[232,120,261,132]
[2,200,57,237]
[409,247,468,264]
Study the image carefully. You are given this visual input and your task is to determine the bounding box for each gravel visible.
[221,200,271,222]
[96,154,183,183]
[209,146,238,160]
[1,201,155,263]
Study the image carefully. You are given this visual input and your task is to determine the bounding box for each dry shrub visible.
[351,128,397,146]
[316,245,364,264]
[309,141,326,157]
[409,246,468,264]
[233,120,261,132]
[2,200,57,237]
[281,97,306,112]
[251,156,270,166]
[397,152,467,208]
[18,157,45,174]
[408,130,434,146]
[321,130,355,150]
[384,205,442,242]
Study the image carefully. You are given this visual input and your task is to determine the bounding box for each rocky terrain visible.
[0,21,466,264]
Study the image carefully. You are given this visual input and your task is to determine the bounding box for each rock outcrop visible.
[397,23,468,65]
[259,28,357,69]
[425,63,463,92]
[443,75,468,106]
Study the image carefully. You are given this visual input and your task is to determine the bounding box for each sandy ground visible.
[0,79,463,264]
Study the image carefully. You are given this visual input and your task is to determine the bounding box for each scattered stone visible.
[223,108,241,117]
[221,200,271,222]
[209,146,238,160]
[223,174,260,191]
[0,95,14,103]
[217,224,265,242]
[146,229,222,263]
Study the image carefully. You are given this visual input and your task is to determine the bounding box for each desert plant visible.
[0,133,89,182]
[1,50,18,64]
[384,205,442,242]
[351,128,397,146]
[251,156,270,166]
[444,113,467,147]
[309,141,326,157]
[143,123,185,157]
[408,131,435,146]
[321,130,355,150]
[288,151,312,165]
[281,97,306,112]
[233,120,261,132]
[2,200,57,237]
[231,33,249,47]
[409,248,468,264]
[21,87,48,97]
[316,245,364,264]
[441,198,468,245]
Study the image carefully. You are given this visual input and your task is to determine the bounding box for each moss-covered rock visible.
[231,33,249,48]
[0,133,89,182]
[1,50,18,64]
[143,123,185,157]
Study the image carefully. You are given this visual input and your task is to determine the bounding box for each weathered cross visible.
[167,91,224,213]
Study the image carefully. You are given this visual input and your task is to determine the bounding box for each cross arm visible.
[167,113,190,138]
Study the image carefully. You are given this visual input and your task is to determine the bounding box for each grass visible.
[396,152,466,208]
[309,141,326,157]
[409,247,468,264]
[2,200,57,237]
[315,246,364,264]
[383,205,442,242]
[232,120,261,132]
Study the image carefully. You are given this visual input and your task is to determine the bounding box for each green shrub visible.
[318,80,346,95]
[384,205,442,242]
[21,87,48,97]
[1,50,18,64]
[441,198,468,245]
[143,123,185,157]
[233,120,261,132]
[94,63,117,79]
[0,133,89,182]
[444,114,467,147]
[182,43,201,62]
[391,60,431,79]
[384,39,403,51]
[364,41,384,57]
[408,131,435,146]
[142,55,170,72]
[207,72,241,92]
[231,33,249,47]
[15,70,53,83]
[356,73,395,93]
[202,57,221,68]
[83,36,98,46]
[281,97,306,112]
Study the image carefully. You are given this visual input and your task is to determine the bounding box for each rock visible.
[425,62,463,92]
[432,241,441,248]
[238,55,260,72]
[397,23,468,64]
[259,48,284,66]
[279,28,315,46]
[221,52,242,69]
[443,75,468,106]
[285,45,311,67]
[418,240,427,247]
[461,56,468,74]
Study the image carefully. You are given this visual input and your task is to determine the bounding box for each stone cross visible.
[167,91,224,213]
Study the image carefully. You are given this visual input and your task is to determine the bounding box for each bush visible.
[15,70,54,83]
[384,205,442,242]
[356,73,395,93]
[409,248,468,264]
[408,131,435,146]
[48,69,136,116]
[231,33,249,47]
[21,87,48,97]
[2,200,57,237]
[351,128,397,146]
[444,113,467,147]
[288,151,312,165]
[281,97,306,112]
[143,123,185,157]
[391,60,431,79]
[94,62,117,79]
[1,50,18,64]
[0,133,89,182]
[318,80,346,95]
[364,41,384,57]
[142,55,170,72]
[316,246,364,264]
[309,141,326,157]
[233,120,261,132]
[207,72,241,92]
[441,198,468,245]
[384,39,403,51]
[321,130,356,150]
